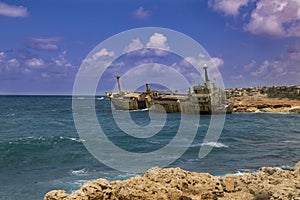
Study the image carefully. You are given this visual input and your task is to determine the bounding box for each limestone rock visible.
[290,107,300,113]
[45,161,300,200]
[230,97,300,113]
[44,190,70,200]
[292,161,300,178]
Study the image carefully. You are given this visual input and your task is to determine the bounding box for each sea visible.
[0,95,299,200]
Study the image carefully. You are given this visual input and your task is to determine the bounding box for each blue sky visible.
[0,0,300,95]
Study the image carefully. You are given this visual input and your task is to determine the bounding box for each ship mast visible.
[203,65,209,83]
[203,65,212,93]
[115,75,122,95]
[145,83,151,94]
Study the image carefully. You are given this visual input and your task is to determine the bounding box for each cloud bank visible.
[245,0,300,38]
[209,0,300,38]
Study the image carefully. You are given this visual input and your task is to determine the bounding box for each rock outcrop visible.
[45,161,300,200]
[230,97,300,113]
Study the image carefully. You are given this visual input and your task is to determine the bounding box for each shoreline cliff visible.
[45,161,300,200]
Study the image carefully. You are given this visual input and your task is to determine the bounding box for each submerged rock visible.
[44,161,300,200]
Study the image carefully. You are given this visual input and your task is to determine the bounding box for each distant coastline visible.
[226,85,300,113]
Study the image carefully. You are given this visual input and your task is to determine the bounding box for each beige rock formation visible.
[45,161,300,200]
[230,96,300,113]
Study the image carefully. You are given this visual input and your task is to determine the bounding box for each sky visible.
[0,0,300,95]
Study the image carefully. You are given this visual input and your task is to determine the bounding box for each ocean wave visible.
[71,179,89,187]
[130,108,149,112]
[233,168,256,175]
[59,136,84,143]
[201,142,228,148]
[279,165,291,170]
[233,165,291,176]
[113,173,138,181]
[96,97,104,100]
[70,168,88,176]
[6,113,15,117]
[112,108,149,113]
[191,141,228,148]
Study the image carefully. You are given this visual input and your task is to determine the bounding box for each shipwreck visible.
[106,67,233,114]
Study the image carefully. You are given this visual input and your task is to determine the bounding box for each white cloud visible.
[146,33,170,51]
[112,62,125,67]
[211,57,224,67]
[0,49,78,82]
[120,63,192,93]
[208,0,250,16]
[0,1,29,17]
[185,54,224,68]
[0,52,5,61]
[122,33,171,57]
[81,48,116,76]
[132,6,150,19]
[243,60,256,72]
[23,68,31,74]
[27,37,61,51]
[7,58,19,68]
[52,51,74,68]
[41,72,50,78]
[209,0,300,38]
[247,42,300,85]
[287,41,300,61]
[230,74,245,80]
[25,58,45,68]
[251,60,270,76]
[169,61,201,85]
[0,52,20,72]
[245,0,300,37]
[124,38,144,53]
[184,54,225,87]
[93,48,115,59]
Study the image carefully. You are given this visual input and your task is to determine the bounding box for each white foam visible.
[70,168,88,176]
[96,97,104,100]
[130,108,149,112]
[280,165,291,170]
[59,136,83,142]
[69,137,81,142]
[233,169,256,176]
[200,141,228,148]
[7,113,15,116]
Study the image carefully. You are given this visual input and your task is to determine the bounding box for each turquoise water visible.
[0,96,299,199]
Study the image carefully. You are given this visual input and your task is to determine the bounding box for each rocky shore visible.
[45,161,300,200]
[230,97,300,113]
